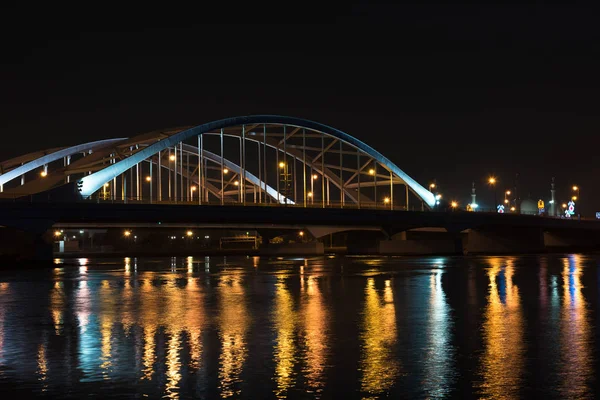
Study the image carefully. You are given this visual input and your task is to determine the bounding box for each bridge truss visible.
[0,116,435,210]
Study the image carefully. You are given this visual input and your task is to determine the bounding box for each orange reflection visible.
[142,326,156,381]
[165,330,182,399]
[301,276,329,396]
[50,281,65,335]
[37,342,48,390]
[360,278,399,398]
[273,278,297,398]
[558,255,592,397]
[478,257,523,398]
[218,274,249,398]
[100,315,112,379]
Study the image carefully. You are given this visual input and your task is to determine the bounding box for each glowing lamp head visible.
[223,168,229,174]
[54,231,61,237]
[429,183,436,189]
[572,196,577,201]
[573,186,578,191]
[104,183,110,187]
[169,155,176,161]
[488,177,496,185]
[510,206,516,211]
[234,181,239,186]
[504,199,509,204]
[505,190,511,195]
[312,174,318,180]
[191,186,197,192]
[145,176,151,182]
[307,192,313,198]
[299,231,304,237]
[562,203,567,208]
[383,197,390,204]
[186,230,193,237]
[368,169,375,175]
[279,162,285,169]
[435,194,442,200]
[451,201,458,208]
[124,230,131,237]
[40,171,47,177]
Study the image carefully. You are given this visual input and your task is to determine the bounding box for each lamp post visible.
[572,185,580,215]
[191,185,197,202]
[488,177,497,212]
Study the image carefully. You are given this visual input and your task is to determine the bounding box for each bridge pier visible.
[378,229,460,255]
[0,227,54,265]
[463,227,545,254]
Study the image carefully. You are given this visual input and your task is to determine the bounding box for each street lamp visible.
[279,162,285,169]
[191,185,197,201]
[186,230,193,237]
[451,201,458,209]
[223,168,229,174]
[368,169,375,175]
[572,185,580,214]
[145,176,151,182]
[384,197,390,205]
[169,155,176,161]
[488,177,497,211]
[40,170,47,177]
[124,230,131,237]
[429,183,436,191]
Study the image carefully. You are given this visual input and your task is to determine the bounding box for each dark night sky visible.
[1,2,599,214]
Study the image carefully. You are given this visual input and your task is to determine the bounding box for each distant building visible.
[520,198,537,215]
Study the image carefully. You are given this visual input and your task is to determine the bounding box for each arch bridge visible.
[0,116,435,210]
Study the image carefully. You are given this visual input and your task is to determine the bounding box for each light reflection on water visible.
[0,255,598,398]
[477,257,524,399]
[558,254,592,398]
[360,277,399,399]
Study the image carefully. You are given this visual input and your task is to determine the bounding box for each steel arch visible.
[78,115,435,207]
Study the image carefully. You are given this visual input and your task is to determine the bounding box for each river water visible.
[0,254,598,399]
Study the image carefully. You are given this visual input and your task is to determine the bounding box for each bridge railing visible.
[0,193,595,220]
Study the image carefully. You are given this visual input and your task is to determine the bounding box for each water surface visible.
[0,254,598,398]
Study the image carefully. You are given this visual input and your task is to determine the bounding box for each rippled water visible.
[0,254,598,398]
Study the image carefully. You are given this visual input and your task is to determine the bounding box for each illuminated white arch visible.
[0,138,124,187]
[78,115,435,207]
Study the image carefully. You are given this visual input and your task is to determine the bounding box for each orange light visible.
[234,181,239,186]
[383,197,390,204]
[223,168,229,174]
[191,186,197,191]
[279,162,285,168]
[368,169,375,175]
[451,201,458,208]
[488,177,496,185]
[505,190,511,195]
[572,186,578,191]
[54,231,61,237]
[307,192,313,198]
[186,230,193,237]
[299,231,304,237]
[145,176,151,182]
[124,230,131,237]
[312,174,318,180]
[40,171,47,177]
